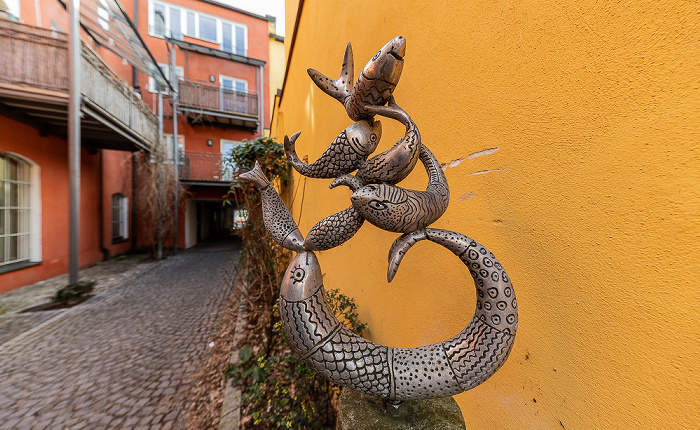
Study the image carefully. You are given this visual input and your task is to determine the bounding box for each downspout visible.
[132,152,138,249]
[170,41,179,254]
[98,150,109,260]
[132,0,139,92]
[258,64,264,136]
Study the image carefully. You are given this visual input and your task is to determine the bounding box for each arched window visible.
[0,153,40,268]
[112,193,129,242]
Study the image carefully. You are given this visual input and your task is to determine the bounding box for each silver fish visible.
[350,144,449,233]
[239,161,305,252]
[308,36,406,121]
[355,96,421,185]
[284,119,382,179]
[278,229,517,401]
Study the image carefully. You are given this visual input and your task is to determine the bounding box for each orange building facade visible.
[0,0,280,293]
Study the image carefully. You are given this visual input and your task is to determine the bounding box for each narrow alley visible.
[0,245,240,429]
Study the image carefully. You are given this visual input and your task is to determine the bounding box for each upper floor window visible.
[148,62,183,93]
[149,1,248,56]
[0,153,40,268]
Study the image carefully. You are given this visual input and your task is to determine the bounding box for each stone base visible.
[337,389,466,430]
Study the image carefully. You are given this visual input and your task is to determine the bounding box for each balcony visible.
[178,78,259,130]
[0,19,159,152]
[179,151,234,185]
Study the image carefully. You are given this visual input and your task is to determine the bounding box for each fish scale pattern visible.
[286,129,379,179]
[304,206,365,251]
[443,318,513,390]
[306,326,392,399]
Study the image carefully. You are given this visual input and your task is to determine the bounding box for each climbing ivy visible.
[223,137,367,429]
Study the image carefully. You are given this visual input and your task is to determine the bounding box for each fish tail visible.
[239,161,271,189]
[283,131,307,172]
[387,229,428,282]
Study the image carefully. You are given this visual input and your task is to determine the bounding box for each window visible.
[164,134,185,164]
[220,139,241,181]
[0,153,40,268]
[198,15,217,42]
[149,1,247,55]
[185,11,195,37]
[111,194,129,242]
[148,63,183,93]
[220,76,248,114]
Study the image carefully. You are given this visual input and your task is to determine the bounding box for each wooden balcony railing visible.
[180,151,233,182]
[0,19,159,151]
[178,79,259,118]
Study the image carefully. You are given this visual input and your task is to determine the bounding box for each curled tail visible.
[279,230,517,401]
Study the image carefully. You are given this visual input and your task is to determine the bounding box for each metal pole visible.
[157,88,163,259]
[170,42,179,255]
[258,65,264,136]
[68,0,81,285]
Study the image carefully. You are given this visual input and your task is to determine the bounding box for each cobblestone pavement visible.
[0,246,240,429]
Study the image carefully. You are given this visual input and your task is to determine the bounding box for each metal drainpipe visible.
[170,42,179,254]
[98,150,109,260]
[258,64,264,136]
[132,0,139,91]
[157,89,164,259]
[68,0,81,285]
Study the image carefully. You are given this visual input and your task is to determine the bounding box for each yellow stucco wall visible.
[267,21,285,137]
[277,1,699,428]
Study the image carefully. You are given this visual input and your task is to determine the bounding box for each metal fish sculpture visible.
[284,119,382,179]
[308,36,406,121]
[356,97,421,185]
[350,144,449,233]
[239,161,305,252]
[278,228,517,401]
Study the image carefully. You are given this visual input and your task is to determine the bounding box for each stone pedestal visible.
[337,389,466,430]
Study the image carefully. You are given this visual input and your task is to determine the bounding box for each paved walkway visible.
[0,246,240,429]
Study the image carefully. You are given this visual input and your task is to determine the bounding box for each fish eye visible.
[368,200,388,211]
[290,265,306,284]
[372,50,381,60]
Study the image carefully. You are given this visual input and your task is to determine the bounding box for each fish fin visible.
[330,174,364,192]
[283,131,302,160]
[363,96,410,126]
[387,229,427,282]
[307,43,354,104]
[239,160,271,189]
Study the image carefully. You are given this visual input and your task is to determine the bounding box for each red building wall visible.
[0,116,110,293]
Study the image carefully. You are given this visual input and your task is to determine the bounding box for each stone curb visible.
[219,275,249,430]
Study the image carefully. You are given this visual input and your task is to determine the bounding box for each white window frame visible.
[0,153,41,268]
[220,139,242,181]
[111,194,129,242]
[163,133,185,164]
[219,75,248,114]
[148,62,183,94]
[148,0,248,55]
